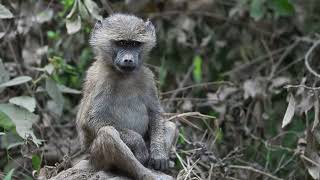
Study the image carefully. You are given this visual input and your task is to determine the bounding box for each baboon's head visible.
[90,14,156,73]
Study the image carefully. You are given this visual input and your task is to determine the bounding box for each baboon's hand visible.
[149,151,169,171]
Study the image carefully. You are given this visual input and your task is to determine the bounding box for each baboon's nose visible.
[124,59,133,63]
[118,58,136,72]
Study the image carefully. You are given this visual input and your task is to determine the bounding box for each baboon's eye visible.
[115,40,125,46]
[132,41,142,47]
[114,40,142,47]
[119,40,125,46]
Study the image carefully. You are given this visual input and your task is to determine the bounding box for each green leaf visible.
[215,128,224,143]
[0,76,32,88]
[44,64,55,75]
[0,4,13,19]
[9,96,36,113]
[66,0,78,19]
[193,55,202,83]
[79,1,89,19]
[58,84,81,94]
[269,0,295,17]
[0,110,15,130]
[61,0,75,10]
[250,0,266,21]
[46,78,64,116]
[4,168,14,180]
[47,30,59,40]
[32,155,41,172]
[177,127,186,145]
[0,104,41,145]
[83,0,102,20]
[36,9,53,23]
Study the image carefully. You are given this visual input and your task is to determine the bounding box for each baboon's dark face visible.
[111,40,143,73]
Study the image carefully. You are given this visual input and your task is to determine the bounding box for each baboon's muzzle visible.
[115,49,140,72]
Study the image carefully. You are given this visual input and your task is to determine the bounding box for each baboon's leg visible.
[89,126,173,180]
[164,121,178,154]
[120,129,149,165]
[90,126,148,178]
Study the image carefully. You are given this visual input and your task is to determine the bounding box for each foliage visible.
[4,169,14,180]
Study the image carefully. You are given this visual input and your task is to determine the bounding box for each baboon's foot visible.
[135,150,149,165]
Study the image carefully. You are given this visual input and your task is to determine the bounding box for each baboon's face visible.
[111,40,143,73]
[90,14,156,72]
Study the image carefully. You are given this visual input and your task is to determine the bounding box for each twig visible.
[222,47,288,76]
[208,163,213,180]
[229,165,283,180]
[165,112,216,122]
[161,81,233,95]
[225,176,241,180]
[284,84,320,90]
[312,91,319,131]
[183,158,200,180]
[175,151,188,173]
[178,134,192,144]
[276,56,304,75]
[273,154,296,174]
[161,97,219,103]
[305,39,320,78]
[190,158,205,179]
[167,65,193,105]
[177,117,203,131]
[261,38,275,72]
[180,148,204,155]
[269,40,299,79]
[300,154,320,167]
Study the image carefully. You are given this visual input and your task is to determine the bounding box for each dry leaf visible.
[0,4,14,19]
[66,15,81,34]
[312,94,319,131]
[282,93,296,128]
[243,78,266,99]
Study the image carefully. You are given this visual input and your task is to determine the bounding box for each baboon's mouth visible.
[119,66,136,72]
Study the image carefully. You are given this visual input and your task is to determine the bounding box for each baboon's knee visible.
[90,126,120,170]
[97,126,120,137]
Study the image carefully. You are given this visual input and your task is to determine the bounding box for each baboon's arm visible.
[147,86,169,171]
[148,110,168,170]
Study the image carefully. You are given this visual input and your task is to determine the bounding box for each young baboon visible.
[76,14,176,180]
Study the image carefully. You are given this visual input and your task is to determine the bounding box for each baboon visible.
[76,14,177,180]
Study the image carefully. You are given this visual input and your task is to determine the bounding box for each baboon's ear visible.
[145,20,155,35]
[93,20,102,30]
[89,20,103,47]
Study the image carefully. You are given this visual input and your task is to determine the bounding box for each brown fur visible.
[89,14,156,63]
[76,14,175,180]
[77,60,157,149]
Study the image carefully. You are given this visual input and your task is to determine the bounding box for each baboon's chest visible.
[112,96,149,135]
[93,94,149,136]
